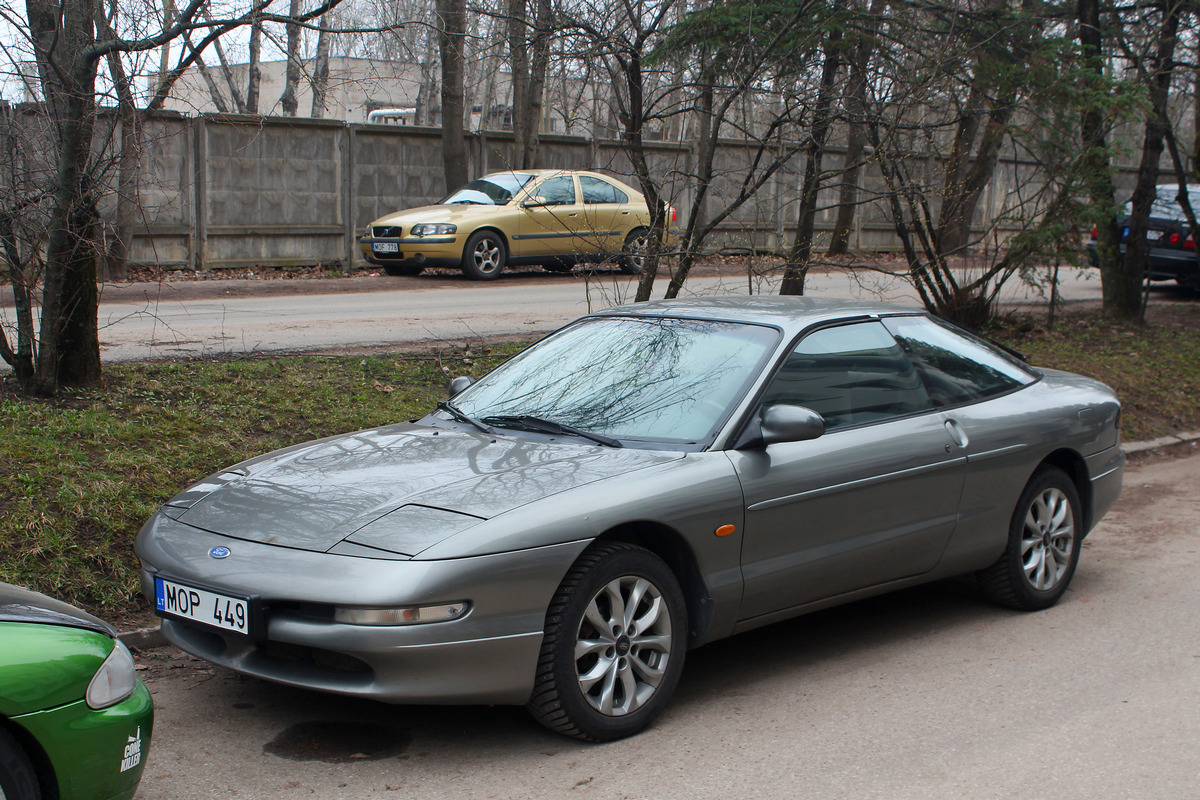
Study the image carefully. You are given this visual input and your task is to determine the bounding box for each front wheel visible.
[0,727,40,800]
[461,230,506,280]
[977,466,1082,610]
[619,228,649,275]
[527,542,687,741]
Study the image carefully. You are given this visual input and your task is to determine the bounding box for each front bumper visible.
[137,516,587,705]
[13,682,153,800]
[359,236,462,269]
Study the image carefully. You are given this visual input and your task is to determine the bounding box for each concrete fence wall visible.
[118,112,1107,271]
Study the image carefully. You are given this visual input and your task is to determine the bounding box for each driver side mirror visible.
[448,375,474,397]
[522,196,550,208]
[759,404,825,446]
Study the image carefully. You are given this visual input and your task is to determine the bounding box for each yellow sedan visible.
[360,170,675,280]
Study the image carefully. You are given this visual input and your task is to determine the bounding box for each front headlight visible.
[334,602,470,626]
[86,639,137,709]
[410,223,457,236]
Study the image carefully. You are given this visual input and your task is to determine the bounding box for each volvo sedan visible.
[136,297,1123,742]
[359,169,674,280]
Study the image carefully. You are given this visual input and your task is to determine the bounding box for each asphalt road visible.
[61,266,1105,363]
[133,449,1200,800]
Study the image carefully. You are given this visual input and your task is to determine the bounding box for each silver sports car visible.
[136,297,1123,741]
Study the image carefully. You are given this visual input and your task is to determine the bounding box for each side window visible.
[533,176,577,206]
[761,321,933,430]
[882,316,1036,406]
[580,176,628,204]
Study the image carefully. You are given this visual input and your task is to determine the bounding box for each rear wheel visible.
[977,466,1082,610]
[0,727,40,800]
[527,542,687,741]
[619,228,649,275]
[461,230,506,280]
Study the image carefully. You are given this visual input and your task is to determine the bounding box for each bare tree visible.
[438,0,470,187]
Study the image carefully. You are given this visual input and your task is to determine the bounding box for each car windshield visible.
[440,173,534,205]
[450,316,780,447]
[1122,185,1200,219]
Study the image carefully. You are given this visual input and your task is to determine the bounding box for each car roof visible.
[596,296,925,337]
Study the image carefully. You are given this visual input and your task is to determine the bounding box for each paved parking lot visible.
[134,449,1200,800]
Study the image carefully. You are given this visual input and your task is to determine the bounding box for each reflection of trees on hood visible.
[458,318,768,439]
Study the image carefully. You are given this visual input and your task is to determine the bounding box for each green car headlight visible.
[86,639,137,709]
[410,223,457,236]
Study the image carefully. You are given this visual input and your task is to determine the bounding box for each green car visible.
[0,583,152,800]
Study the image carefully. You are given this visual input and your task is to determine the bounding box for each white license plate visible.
[372,242,399,253]
[155,577,251,635]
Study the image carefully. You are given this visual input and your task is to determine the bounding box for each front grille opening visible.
[372,226,402,238]
[262,641,372,673]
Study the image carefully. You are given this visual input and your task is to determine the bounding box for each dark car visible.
[1089,184,1200,287]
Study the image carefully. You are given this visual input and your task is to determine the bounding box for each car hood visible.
[373,204,512,227]
[170,423,681,555]
[0,582,115,637]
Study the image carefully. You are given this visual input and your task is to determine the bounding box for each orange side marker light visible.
[715,524,736,537]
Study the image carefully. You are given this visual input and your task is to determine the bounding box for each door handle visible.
[944,418,969,448]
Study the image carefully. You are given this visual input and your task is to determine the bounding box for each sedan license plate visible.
[372,242,399,253]
[155,577,251,636]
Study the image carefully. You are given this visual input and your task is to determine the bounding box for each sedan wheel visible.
[619,228,649,275]
[461,230,506,280]
[978,466,1081,610]
[528,542,687,741]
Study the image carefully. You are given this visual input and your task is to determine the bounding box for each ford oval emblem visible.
[209,546,231,559]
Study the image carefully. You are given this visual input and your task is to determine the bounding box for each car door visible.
[578,175,628,256]
[729,320,967,622]
[516,175,583,258]
[879,315,1042,567]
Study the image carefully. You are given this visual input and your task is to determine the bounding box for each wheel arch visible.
[1035,448,1093,532]
[591,521,712,649]
[0,715,58,800]
[467,226,509,250]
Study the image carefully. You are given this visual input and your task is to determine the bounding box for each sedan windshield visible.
[440,173,534,205]
[450,316,780,447]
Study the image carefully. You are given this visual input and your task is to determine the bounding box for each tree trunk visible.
[1117,2,1181,320]
[780,9,843,296]
[310,16,331,119]
[828,0,886,255]
[1078,0,1122,314]
[524,0,551,166]
[27,0,103,393]
[246,12,263,113]
[438,0,469,188]
[507,0,530,160]
[280,0,303,116]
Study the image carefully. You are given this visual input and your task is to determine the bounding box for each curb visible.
[118,429,1200,648]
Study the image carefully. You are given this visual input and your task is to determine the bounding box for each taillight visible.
[1169,232,1180,244]
[670,206,677,223]
[1090,226,1097,239]
[1186,235,1195,250]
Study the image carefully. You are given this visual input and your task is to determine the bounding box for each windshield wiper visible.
[482,415,623,448]
[437,401,493,434]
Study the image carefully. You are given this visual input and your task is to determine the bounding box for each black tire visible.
[619,228,649,275]
[460,230,507,280]
[527,542,687,742]
[977,466,1082,611]
[0,726,40,800]
[382,264,423,277]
